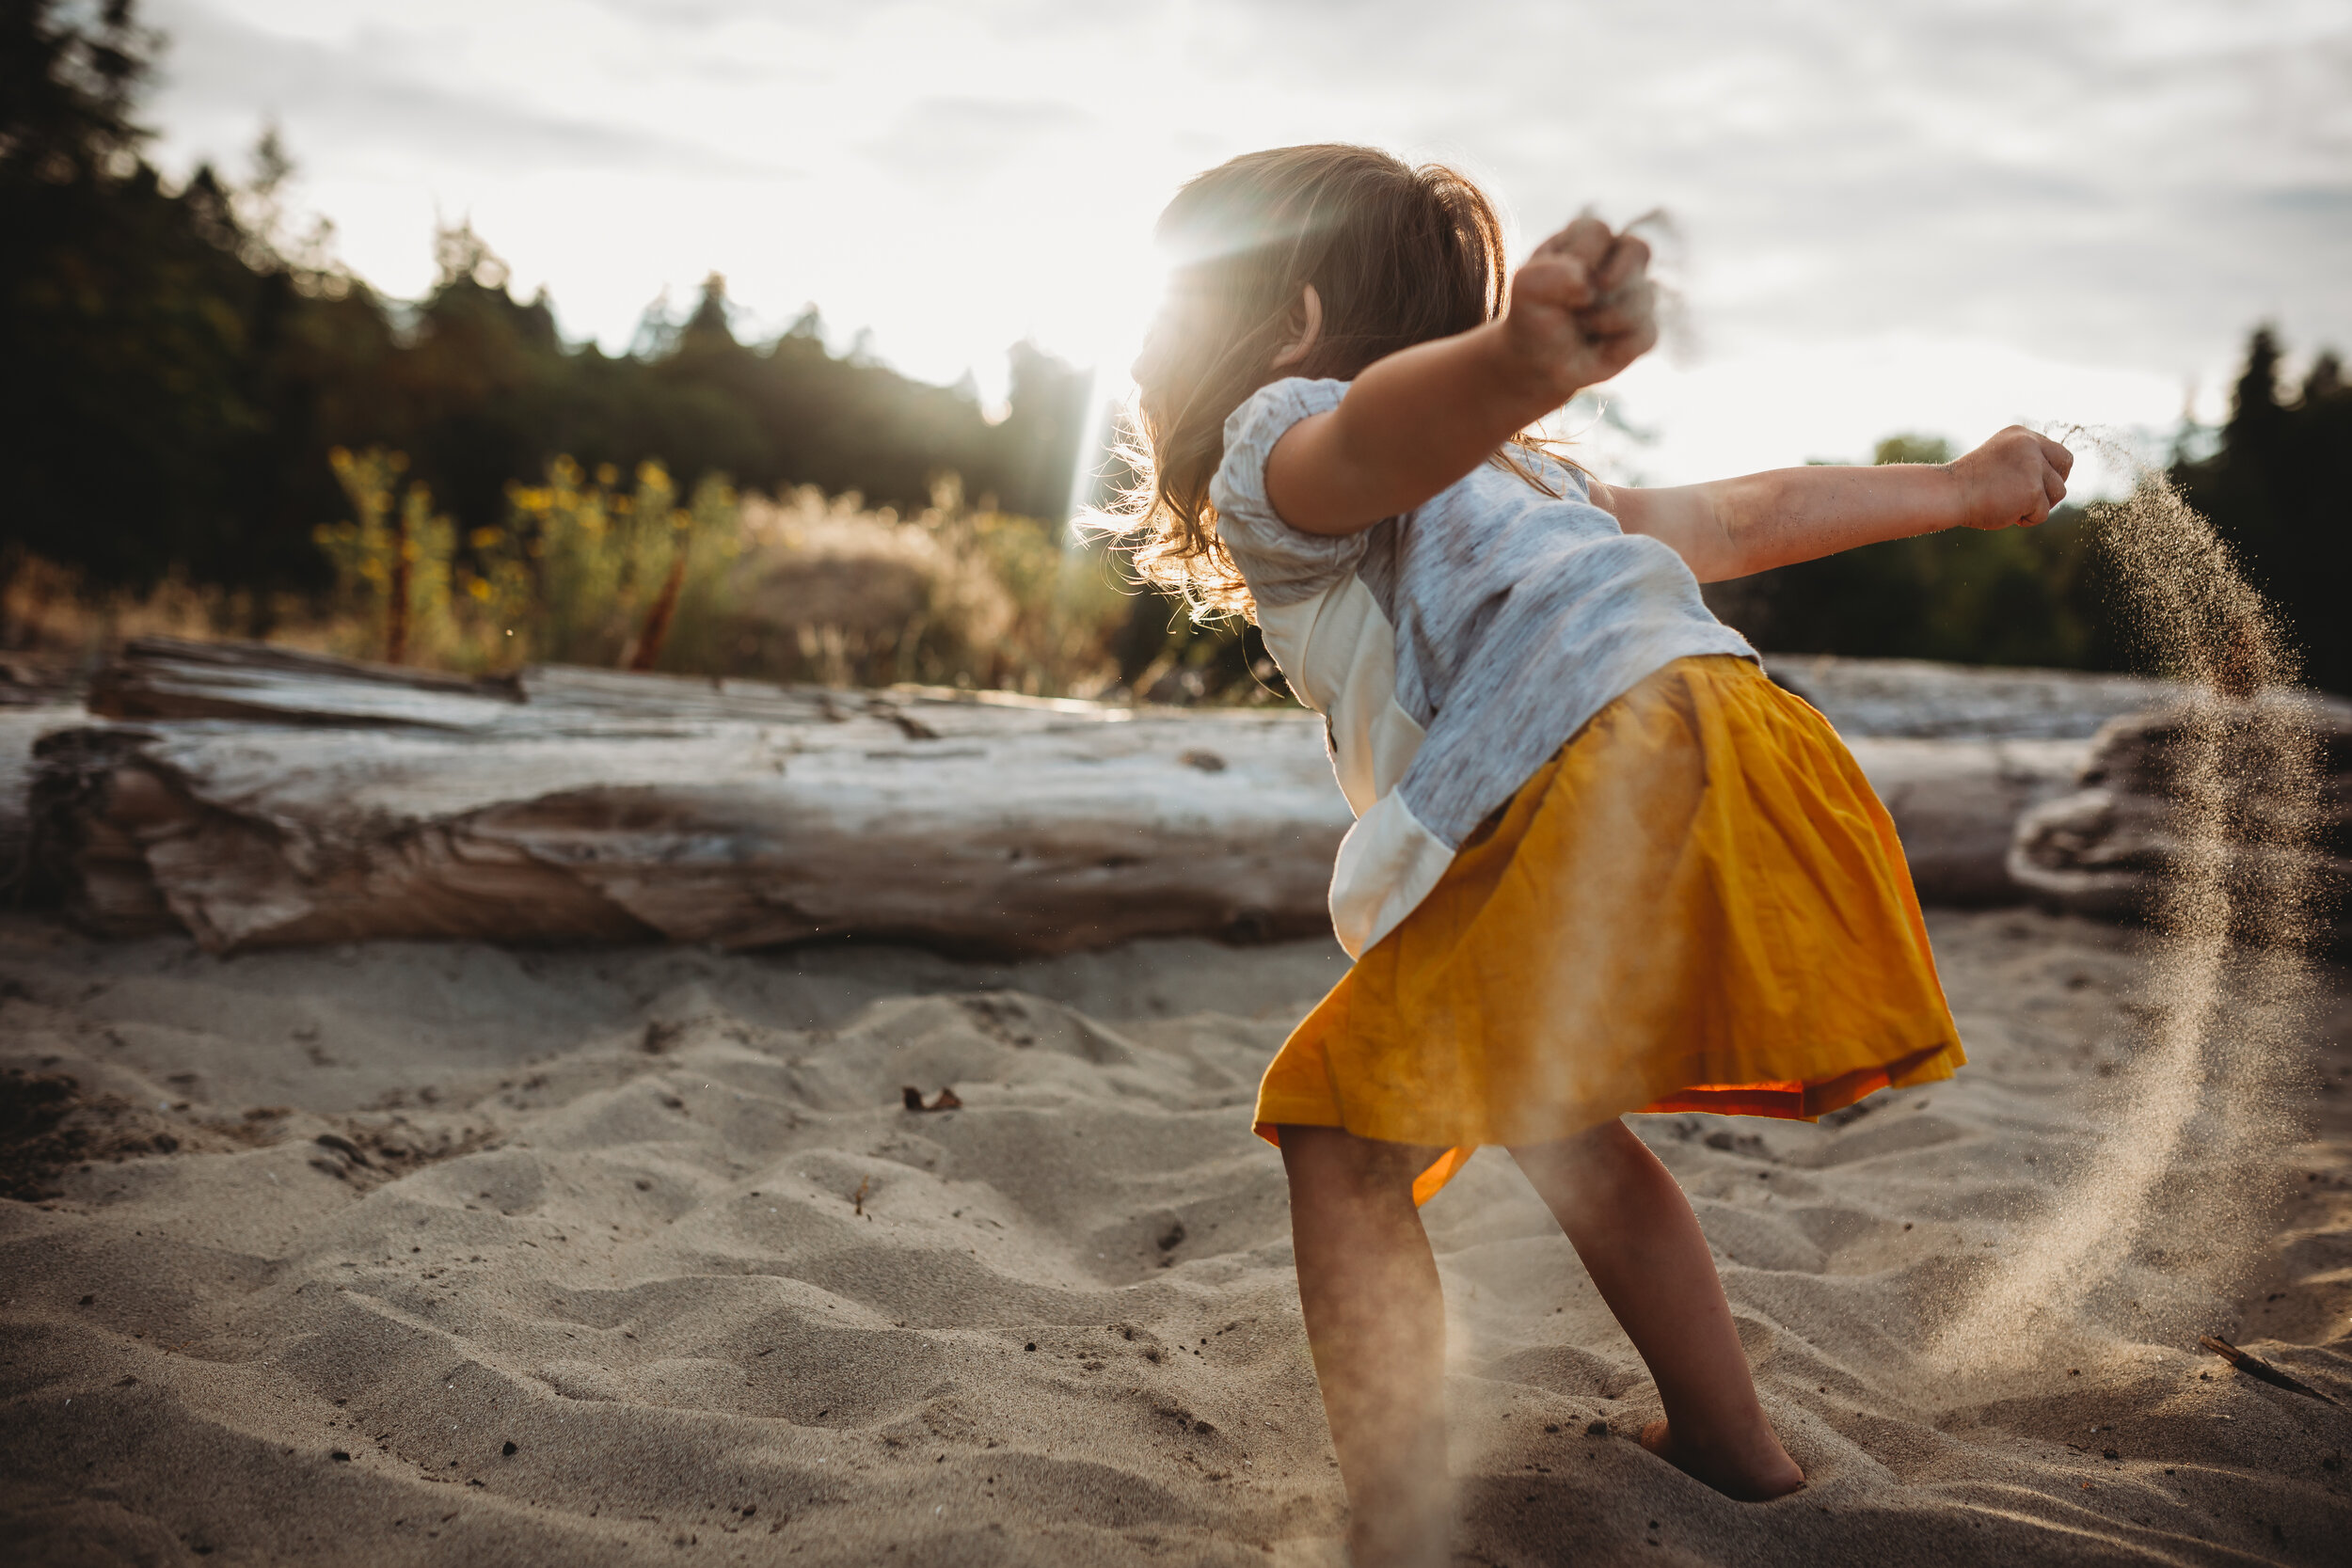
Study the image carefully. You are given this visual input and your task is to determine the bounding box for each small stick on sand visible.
[2198,1335,2342,1405]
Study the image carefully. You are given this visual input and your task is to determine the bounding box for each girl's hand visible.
[1502,214,1658,404]
[1951,426,2074,530]
[1261,211,1659,535]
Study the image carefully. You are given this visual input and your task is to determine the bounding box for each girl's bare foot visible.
[1639,1418,1805,1501]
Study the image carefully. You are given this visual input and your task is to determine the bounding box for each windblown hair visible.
[1095,144,1564,619]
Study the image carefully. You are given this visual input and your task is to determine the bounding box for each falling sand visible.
[1937,447,2328,1373]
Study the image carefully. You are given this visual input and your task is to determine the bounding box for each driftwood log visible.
[1769,655,2175,741]
[2009,697,2352,944]
[1766,655,2172,905]
[33,639,1353,955]
[22,639,2141,955]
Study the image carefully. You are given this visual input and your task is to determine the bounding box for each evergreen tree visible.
[2,1,264,605]
[2175,325,2352,693]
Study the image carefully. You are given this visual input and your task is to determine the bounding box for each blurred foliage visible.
[0,1,1089,635]
[317,450,743,673]
[497,457,741,672]
[13,451,1152,698]
[721,478,1139,694]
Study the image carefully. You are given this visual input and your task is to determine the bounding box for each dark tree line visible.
[0,0,1089,627]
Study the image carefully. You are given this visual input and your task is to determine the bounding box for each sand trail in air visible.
[1933,451,2328,1377]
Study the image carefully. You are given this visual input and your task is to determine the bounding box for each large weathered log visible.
[86,635,893,732]
[86,635,525,727]
[24,639,2156,953]
[2008,697,2352,943]
[1770,655,2176,740]
[38,641,1354,955]
[94,639,2170,741]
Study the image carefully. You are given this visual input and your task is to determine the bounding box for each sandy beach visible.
[4,0,2338,1558]
[1,904,2347,1565]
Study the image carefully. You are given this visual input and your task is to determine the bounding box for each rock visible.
[0,703,86,902]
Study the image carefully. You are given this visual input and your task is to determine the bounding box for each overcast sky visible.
[142,0,2350,495]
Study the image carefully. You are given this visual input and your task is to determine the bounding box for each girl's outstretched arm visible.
[1265,214,1658,537]
[1594,427,2074,583]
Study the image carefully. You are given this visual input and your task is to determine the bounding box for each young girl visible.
[1111,144,2072,1566]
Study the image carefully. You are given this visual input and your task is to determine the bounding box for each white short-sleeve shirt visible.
[1209,376,1758,957]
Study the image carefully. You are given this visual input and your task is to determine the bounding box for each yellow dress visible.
[1253,654,1963,1204]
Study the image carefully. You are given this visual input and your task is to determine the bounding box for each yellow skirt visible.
[1254,654,1963,1204]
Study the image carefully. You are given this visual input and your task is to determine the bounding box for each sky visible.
[140,0,2351,498]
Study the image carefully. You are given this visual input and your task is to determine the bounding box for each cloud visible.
[862,97,1093,188]
[130,0,2352,461]
[146,0,788,177]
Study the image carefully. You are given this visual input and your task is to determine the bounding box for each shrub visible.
[718,479,1131,694]
[317,448,741,673]
[308,451,1136,696]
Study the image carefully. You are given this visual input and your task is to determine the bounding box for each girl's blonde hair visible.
[1096,144,1565,619]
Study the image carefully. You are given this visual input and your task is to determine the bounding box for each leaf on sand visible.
[2198,1334,2341,1405]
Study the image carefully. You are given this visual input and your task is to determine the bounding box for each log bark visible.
[23,638,2142,954]
[86,635,525,727]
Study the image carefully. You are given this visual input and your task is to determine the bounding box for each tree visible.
[2,3,270,613]
[0,0,150,180]
[2174,325,2352,693]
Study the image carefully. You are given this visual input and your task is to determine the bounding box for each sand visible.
[2,909,2348,1565]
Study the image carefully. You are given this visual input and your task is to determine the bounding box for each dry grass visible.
[721,482,1133,695]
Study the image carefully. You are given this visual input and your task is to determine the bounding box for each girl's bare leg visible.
[1279,1124,1453,1568]
[1511,1118,1804,1500]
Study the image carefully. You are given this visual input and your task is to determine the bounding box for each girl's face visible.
[1130,266,1227,429]
[1130,278,1192,427]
